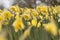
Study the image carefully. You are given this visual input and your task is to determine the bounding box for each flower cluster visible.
[0,5,60,36]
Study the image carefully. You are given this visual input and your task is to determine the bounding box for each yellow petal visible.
[31,18,37,27]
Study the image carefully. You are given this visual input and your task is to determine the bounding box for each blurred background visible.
[0,0,60,9]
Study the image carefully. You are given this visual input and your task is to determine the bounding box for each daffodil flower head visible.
[31,9,38,17]
[3,9,12,20]
[23,13,31,20]
[0,15,4,21]
[41,6,48,13]
[37,21,41,28]
[43,20,57,36]
[12,19,24,32]
[31,18,37,27]
[36,5,42,12]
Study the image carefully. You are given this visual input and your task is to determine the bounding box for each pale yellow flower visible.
[0,15,4,21]
[24,26,32,37]
[0,15,4,31]
[45,14,49,19]
[43,20,57,36]
[15,14,21,19]
[53,8,57,15]
[24,29,30,37]
[50,6,57,15]
[55,6,60,13]
[20,8,24,13]
[36,6,41,12]
[12,19,24,32]
[10,5,20,14]
[41,6,48,13]
[3,9,12,20]
[31,9,38,17]
[24,8,31,14]
[10,6,17,12]
[37,22,41,28]
[23,13,31,20]
[31,18,37,27]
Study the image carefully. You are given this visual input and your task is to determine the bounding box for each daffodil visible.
[3,9,12,20]
[23,13,31,20]
[45,14,49,19]
[43,20,57,36]
[31,18,37,27]
[0,15,4,21]
[12,19,24,32]
[0,15,4,31]
[36,6,41,12]
[10,6,17,12]
[15,5,20,13]
[52,8,57,15]
[31,9,38,17]
[20,8,24,13]
[15,14,21,19]
[24,29,30,37]
[24,8,31,14]
[55,6,60,13]
[41,6,48,13]
[37,22,41,28]
[10,5,20,14]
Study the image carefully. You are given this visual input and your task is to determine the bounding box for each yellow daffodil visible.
[3,9,12,20]
[43,20,57,36]
[10,6,17,12]
[31,18,37,27]
[45,14,49,19]
[55,6,60,13]
[23,14,31,20]
[12,19,24,32]
[10,5,20,14]
[37,22,41,28]
[41,6,48,13]
[15,14,21,19]
[0,15,4,21]
[20,8,24,13]
[36,6,42,12]
[31,9,38,17]
[24,8,31,14]
[15,5,20,13]
[24,26,32,37]
[24,29,30,37]
[52,8,57,15]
